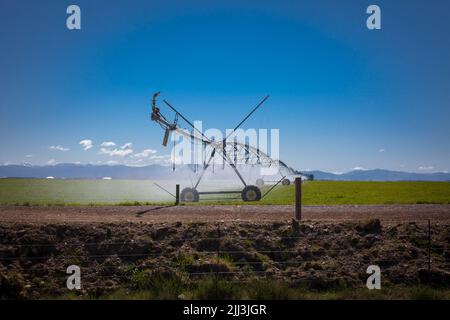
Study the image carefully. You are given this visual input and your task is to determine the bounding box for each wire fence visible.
[0,219,449,286]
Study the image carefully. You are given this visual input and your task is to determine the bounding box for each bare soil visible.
[1,204,450,225]
[1,205,449,299]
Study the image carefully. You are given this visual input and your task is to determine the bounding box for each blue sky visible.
[0,0,449,173]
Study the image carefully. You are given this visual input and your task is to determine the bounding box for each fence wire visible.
[0,219,449,285]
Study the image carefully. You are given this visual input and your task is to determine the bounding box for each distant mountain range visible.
[303,169,450,182]
[0,164,449,181]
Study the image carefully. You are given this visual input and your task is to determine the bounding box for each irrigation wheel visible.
[241,185,262,202]
[256,178,265,187]
[281,178,291,186]
[180,187,199,202]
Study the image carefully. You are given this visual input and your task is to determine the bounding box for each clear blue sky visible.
[1,0,449,173]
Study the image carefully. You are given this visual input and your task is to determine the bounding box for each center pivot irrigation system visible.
[150,92,312,202]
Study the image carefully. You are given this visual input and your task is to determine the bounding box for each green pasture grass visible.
[54,278,450,300]
[0,179,449,206]
[260,180,450,205]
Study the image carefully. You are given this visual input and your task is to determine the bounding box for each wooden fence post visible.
[295,177,302,220]
[428,219,431,270]
[175,184,180,205]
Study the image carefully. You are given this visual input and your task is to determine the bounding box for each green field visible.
[1,179,450,206]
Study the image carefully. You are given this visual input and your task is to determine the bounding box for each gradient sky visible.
[1,0,449,173]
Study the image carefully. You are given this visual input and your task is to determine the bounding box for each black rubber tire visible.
[180,187,199,202]
[256,178,265,187]
[241,185,262,202]
[281,178,291,186]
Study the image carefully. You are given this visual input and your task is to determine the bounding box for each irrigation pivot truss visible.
[150,92,312,202]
